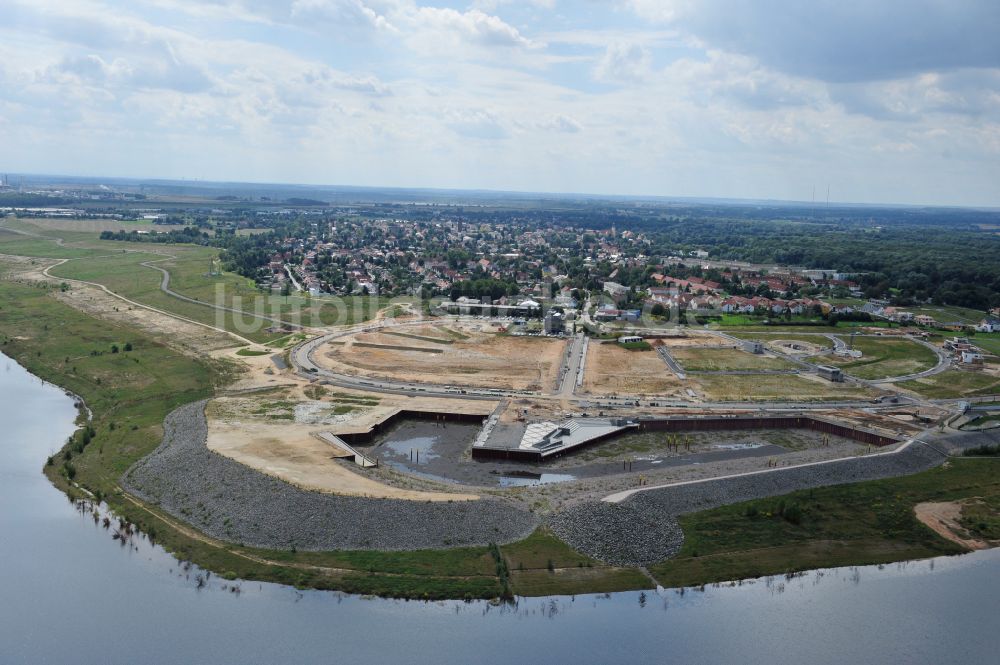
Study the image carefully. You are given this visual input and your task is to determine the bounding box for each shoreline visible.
[2,278,998,599]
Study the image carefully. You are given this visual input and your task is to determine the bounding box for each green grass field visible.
[726,332,833,348]
[909,304,987,325]
[695,374,874,401]
[899,369,1000,399]
[672,347,798,372]
[650,458,1000,588]
[718,313,827,327]
[826,336,938,380]
[969,333,1000,356]
[0,280,224,487]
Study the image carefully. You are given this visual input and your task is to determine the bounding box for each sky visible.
[1,0,999,206]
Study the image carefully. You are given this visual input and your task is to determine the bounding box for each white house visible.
[975,317,1000,333]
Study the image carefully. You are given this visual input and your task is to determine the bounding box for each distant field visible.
[718,314,826,327]
[970,334,1000,356]
[899,369,1000,399]
[672,347,798,372]
[694,374,874,402]
[47,249,283,343]
[726,332,832,351]
[10,217,186,233]
[2,220,382,337]
[826,336,938,380]
[0,226,105,259]
[715,324,843,334]
[909,304,987,325]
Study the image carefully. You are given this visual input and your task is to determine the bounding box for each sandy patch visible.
[914,501,988,550]
[582,343,684,395]
[319,329,565,391]
[207,418,478,501]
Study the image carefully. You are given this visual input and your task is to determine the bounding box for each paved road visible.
[557,333,587,396]
[654,346,686,380]
[283,264,303,293]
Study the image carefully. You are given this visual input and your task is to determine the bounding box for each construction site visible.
[186,317,953,510]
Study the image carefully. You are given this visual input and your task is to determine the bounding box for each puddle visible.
[713,442,766,451]
[497,472,576,487]
[382,435,441,460]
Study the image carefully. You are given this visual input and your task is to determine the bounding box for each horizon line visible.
[5,170,1000,213]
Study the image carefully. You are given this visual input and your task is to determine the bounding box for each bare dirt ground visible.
[319,328,565,391]
[914,501,989,550]
[380,324,455,341]
[824,408,927,439]
[582,343,685,395]
[205,396,478,501]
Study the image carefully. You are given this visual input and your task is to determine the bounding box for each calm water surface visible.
[2,353,998,665]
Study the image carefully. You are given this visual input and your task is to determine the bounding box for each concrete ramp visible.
[317,432,378,468]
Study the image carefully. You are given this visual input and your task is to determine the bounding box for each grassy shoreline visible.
[1,275,998,600]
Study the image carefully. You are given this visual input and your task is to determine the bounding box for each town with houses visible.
[227,215,1000,368]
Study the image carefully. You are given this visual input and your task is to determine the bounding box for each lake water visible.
[2,352,999,665]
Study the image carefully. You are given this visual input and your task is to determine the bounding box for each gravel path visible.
[123,401,537,552]
[549,430,995,567]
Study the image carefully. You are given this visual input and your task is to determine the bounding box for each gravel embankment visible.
[548,502,685,566]
[123,401,537,552]
[550,437,966,567]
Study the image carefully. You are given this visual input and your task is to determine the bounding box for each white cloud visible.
[538,113,582,133]
[593,42,651,83]
[289,0,397,31]
[445,108,508,139]
[0,0,997,205]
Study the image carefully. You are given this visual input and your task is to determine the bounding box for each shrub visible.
[783,502,804,526]
[965,444,1000,457]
